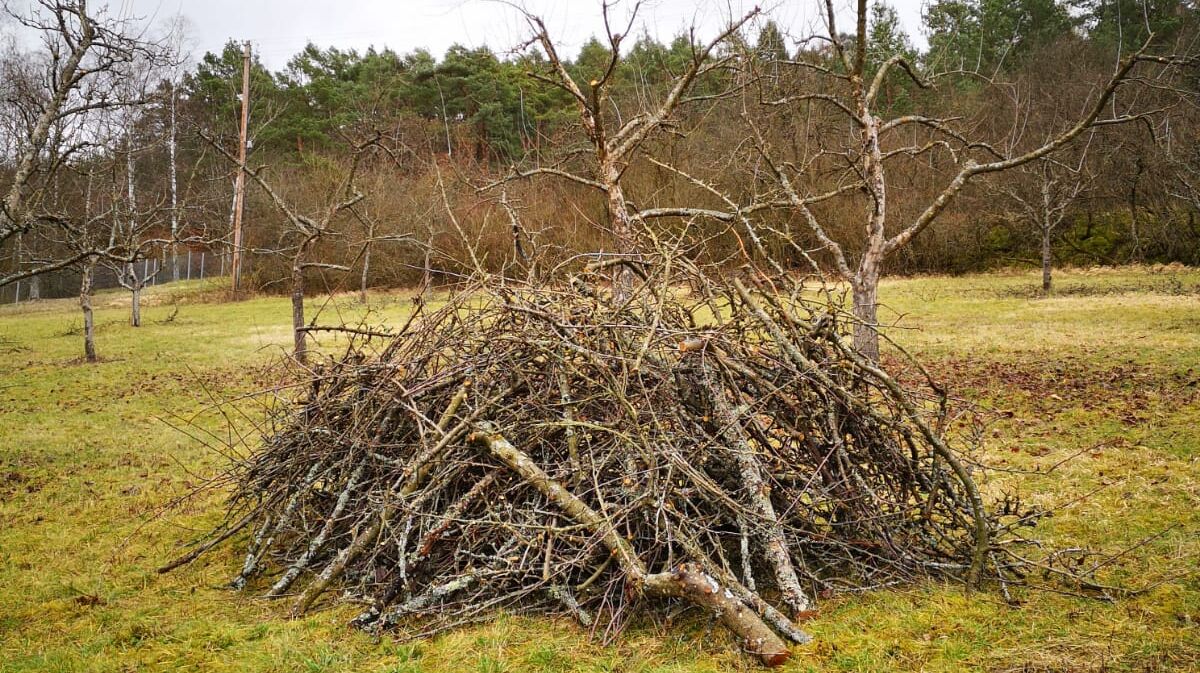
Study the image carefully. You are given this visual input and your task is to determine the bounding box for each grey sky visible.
[117,0,929,70]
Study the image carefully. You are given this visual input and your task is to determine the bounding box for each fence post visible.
[200,252,206,279]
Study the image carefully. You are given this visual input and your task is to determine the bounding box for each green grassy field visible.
[2,267,1198,673]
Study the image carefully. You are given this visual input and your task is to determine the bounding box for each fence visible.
[2,250,230,304]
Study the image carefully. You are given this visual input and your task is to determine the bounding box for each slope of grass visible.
[1,267,1197,673]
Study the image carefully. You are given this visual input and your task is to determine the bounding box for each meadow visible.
[1,266,1197,673]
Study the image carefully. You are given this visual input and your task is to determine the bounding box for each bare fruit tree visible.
[348,164,427,305]
[0,0,173,289]
[52,164,119,362]
[993,154,1093,295]
[75,171,109,362]
[483,2,757,300]
[743,0,1192,360]
[205,133,368,364]
[105,73,167,328]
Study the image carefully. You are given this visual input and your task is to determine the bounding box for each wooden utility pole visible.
[230,40,251,293]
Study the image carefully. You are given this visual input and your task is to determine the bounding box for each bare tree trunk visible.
[81,261,96,362]
[851,99,887,363]
[419,228,434,301]
[603,161,637,302]
[125,130,142,327]
[169,81,180,282]
[130,285,142,327]
[1128,160,1144,262]
[292,242,311,364]
[359,221,373,304]
[22,234,41,301]
[359,243,370,304]
[1041,224,1053,295]
[292,273,306,363]
[852,257,882,362]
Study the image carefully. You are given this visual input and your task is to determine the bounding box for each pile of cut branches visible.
[165,257,1009,666]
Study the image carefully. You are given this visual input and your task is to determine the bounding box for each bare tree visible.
[483,2,757,300]
[740,1,1193,360]
[104,146,162,327]
[168,78,180,281]
[345,160,427,305]
[993,154,1093,294]
[63,166,116,361]
[0,0,173,288]
[205,133,367,364]
[350,203,422,305]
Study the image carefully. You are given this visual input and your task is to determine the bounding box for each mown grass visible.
[1,266,1197,673]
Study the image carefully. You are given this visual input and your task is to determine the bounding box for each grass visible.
[1,266,1198,673]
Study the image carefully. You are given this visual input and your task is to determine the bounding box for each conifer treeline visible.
[5,0,1198,298]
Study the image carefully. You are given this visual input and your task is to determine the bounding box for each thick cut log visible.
[672,517,814,646]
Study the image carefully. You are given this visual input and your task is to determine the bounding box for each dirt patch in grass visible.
[891,353,1199,417]
[989,275,1200,299]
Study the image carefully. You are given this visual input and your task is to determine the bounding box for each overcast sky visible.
[104,0,929,70]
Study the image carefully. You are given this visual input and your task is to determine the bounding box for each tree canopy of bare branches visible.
[0,0,176,290]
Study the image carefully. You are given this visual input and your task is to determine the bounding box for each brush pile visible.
[167,257,1001,666]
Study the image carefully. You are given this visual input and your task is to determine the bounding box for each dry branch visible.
[168,250,1050,665]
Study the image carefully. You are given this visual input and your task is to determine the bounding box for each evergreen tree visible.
[1080,0,1192,51]
[755,20,790,62]
[184,41,287,152]
[924,0,1075,73]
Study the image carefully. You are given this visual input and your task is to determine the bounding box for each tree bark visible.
[292,259,307,364]
[80,261,96,363]
[698,362,810,613]
[643,563,791,666]
[851,264,881,362]
[169,81,180,283]
[359,231,372,304]
[602,160,637,302]
[130,286,141,327]
[292,238,314,364]
[123,262,143,327]
[1041,224,1053,295]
